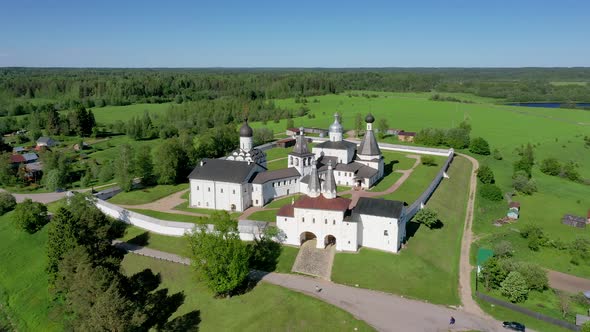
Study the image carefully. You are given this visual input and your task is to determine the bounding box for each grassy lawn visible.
[87,136,166,164]
[109,184,189,205]
[173,201,241,218]
[118,224,192,257]
[264,194,302,208]
[375,156,447,203]
[266,158,288,170]
[0,212,63,331]
[90,103,171,124]
[264,147,293,161]
[248,209,278,222]
[128,208,208,224]
[121,254,373,332]
[331,156,471,305]
[275,246,299,273]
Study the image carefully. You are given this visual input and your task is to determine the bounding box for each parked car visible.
[503,321,525,331]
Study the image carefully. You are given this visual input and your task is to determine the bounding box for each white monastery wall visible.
[358,214,403,253]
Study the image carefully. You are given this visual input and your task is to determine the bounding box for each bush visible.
[414,208,441,229]
[421,156,437,166]
[476,165,495,184]
[560,161,580,182]
[13,199,48,233]
[493,241,513,258]
[0,192,17,215]
[479,184,503,201]
[500,271,529,303]
[500,260,548,291]
[469,137,491,155]
[512,170,537,195]
[492,148,503,160]
[539,157,561,176]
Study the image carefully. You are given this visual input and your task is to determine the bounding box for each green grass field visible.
[0,212,63,331]
[248,209,278,222]
[89,103,171,124]
[376,155,447,203]
[87,136,166,164]
[118,224,192,257]
[264,194,302,208]
[368,151,417,192]
[331,156,471,305]
[121,254,373,332]
[128,208,208,224]
[109,184,188,205]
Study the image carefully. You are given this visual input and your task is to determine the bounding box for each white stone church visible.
[188,113,407,253]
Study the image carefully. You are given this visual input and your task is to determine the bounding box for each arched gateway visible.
[300,231,317,244]
[324,235,336,248]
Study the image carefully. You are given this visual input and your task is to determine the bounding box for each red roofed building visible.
[10,154,26,165]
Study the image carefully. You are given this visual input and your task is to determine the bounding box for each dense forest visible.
[1,67,590,117]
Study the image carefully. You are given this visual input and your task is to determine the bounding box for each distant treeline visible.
[1,67,590,117]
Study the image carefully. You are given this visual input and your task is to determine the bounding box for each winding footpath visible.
[114,240,502,332]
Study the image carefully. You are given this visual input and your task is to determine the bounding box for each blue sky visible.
[0,0,588,67]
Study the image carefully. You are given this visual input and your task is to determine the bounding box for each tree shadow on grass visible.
[127,268,201,331]
[128,231,150,246]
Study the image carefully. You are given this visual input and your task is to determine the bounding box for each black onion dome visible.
[365,113,375,123]
[239,119,253,137]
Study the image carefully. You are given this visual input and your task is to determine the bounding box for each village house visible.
[36,136,58,148]
[397,131,416,142]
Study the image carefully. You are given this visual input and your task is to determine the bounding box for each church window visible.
[324,219,327,224]
[384,230,389,236]
[338,172,341,176]
[302,217,305,223]
[206,202,209,207]
[284,218,287,221]
[197,186,199,190]
[208,187,210,192]
[197,202,200,206]
[255,200,259,205]
[333,220,336,225]
[220,188,223,193]
[312,218,315,223]
[348,241,350,244]
[233,189,235,194]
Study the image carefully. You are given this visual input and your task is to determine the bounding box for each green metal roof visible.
[477,248,494,267]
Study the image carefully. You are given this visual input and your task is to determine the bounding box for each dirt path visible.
[547,270,590,294]
[455,153,489,318]
[116,189,208,217]
[1,181,118,204]
[115,241,503,332]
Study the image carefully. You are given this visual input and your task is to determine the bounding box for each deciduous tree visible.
[115,144,134,192]
[500,271,529,303]
[13,198,48,233]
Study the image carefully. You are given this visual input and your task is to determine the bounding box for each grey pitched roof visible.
[37,136,52,143]
[252,168,300,184]
[308,164,321,195]
[291,132,313,156]
[188,158,258,183]
[300,174,310,184]
[358,130,381,156]
[322,163,337,196]
[334,162,364,172]
[22,153,38,162]
[353,197,404,218]
[314,140,356,150]
[356,166,379,179]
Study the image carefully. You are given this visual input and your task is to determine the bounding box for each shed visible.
[9,154,25,164]
[13,146,26,153]
[286,128,301,136]
[36,136,58,147]
[508,201,521,210]
[276,137,296,148]
[22,152,38,163]
[398,131,416,142]
[386,128,403,135]
[507,209,519,220]
[562,214,586,228]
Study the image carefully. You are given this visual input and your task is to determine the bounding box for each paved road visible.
[1,182,117,204]
[115,241,502,332]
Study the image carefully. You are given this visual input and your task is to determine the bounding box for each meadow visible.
[89,103,171,124]
[331,156,471,305]
[108,183,188,205]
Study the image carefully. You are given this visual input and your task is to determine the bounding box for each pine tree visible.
[115,144,134,191]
